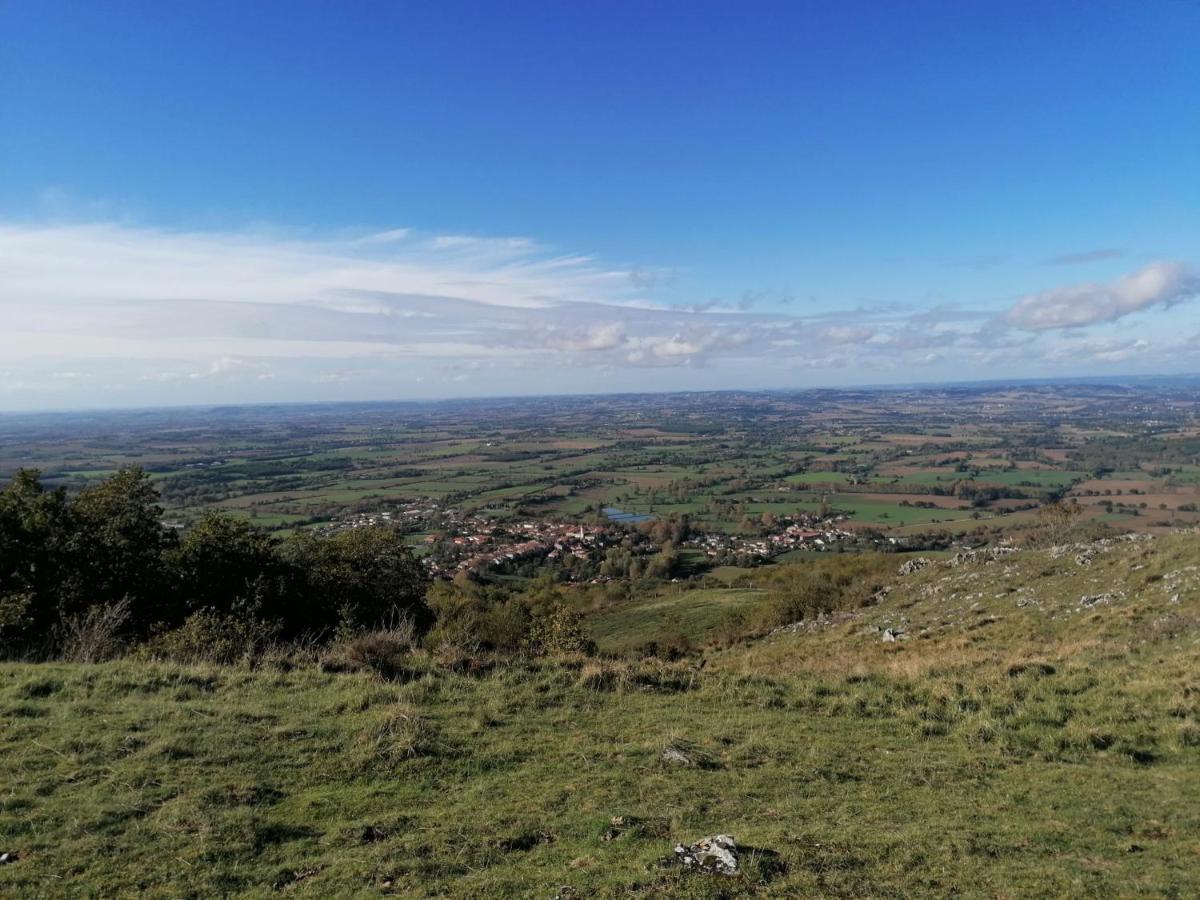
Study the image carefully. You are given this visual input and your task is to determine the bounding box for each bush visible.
[477,599,533,653]
[713,555,893,644]
[58,599,131,663]
[138,610,279,665]
[323,621,418,680]
[528,603,595,656]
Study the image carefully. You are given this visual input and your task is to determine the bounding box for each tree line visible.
[0,467,429,657]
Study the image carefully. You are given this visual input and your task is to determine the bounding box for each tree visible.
[287,526,431,634]
[67,467,174,631]
[165,512,294,625]
[1037,499,1083,543]
[645,540,681,579]
[0,470,72,647]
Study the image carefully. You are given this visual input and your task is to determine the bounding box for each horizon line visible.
[2,371,1198,419]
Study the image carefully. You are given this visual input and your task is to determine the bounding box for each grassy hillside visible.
[2,533,1199,897]
[585,587,765,654]
[724,531,1200,680]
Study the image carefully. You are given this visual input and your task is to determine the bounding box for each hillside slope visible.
[2,533,1198,898]
[724,530,1200,680]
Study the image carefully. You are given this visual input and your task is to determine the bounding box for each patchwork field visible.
[2,386,1199,547]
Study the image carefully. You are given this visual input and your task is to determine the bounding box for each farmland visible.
[3,383,1198,559]
[4,381,1200,897]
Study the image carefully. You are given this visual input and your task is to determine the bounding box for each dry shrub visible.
[256,633,323,672]
[59,599,131,663]
[577,661,620,692]
[139,610,277,665]
[323,622,417,680]
[430,640,495,675]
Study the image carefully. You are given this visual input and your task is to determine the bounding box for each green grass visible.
[972,469,1087,487]
[5,653,1194,898]
[585,588,765,653]
[705,565,763,585]
[3,535,1200,897]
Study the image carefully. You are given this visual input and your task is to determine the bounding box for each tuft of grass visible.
[354,701,443,765]
[574,657,701,694]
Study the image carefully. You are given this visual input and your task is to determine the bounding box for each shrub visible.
[139,609,279,665]
[477,599,533,653]
[58,599,131,663]
[322,621,417,680]
[712,555,893,644]
[528,603,595,656]
[432,640,475,673]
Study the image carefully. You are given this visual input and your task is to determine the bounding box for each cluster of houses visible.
[323,504,609,576]
[317,499,440,533]
[323,501,861,579]
[685,521,855,561]
[427,519,608,575]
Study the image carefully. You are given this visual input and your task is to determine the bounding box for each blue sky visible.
[1,0,1198,409]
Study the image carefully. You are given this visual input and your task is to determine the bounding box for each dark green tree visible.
[67,467,174,630]
[165,512,295,626]
[0,470,73,648]
[287,526,431,634]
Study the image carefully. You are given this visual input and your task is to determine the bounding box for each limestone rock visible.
[898,557,933,576]
[661,746,692,766]
[671,833,739,876]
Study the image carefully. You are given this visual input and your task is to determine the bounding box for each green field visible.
[4,388,1200,544]
[585,588,765,653]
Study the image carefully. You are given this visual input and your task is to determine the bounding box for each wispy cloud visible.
[943,253,1010,271]
[1040,248,1125,266]
[0,219,1195,407]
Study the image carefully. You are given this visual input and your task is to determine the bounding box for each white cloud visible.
[1004,261,1198,331]
[189,356,273,380]
[533,323,627,352]
[0,221,619,313]
[819,325,877,345]
[0,217,1195,408]
[1043,336,1151,364]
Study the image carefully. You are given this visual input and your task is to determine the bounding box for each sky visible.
[1,0,1198,411]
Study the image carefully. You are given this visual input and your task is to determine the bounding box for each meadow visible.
[2,532,1198,897]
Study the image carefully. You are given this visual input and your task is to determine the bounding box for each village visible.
[321,500,860,580]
